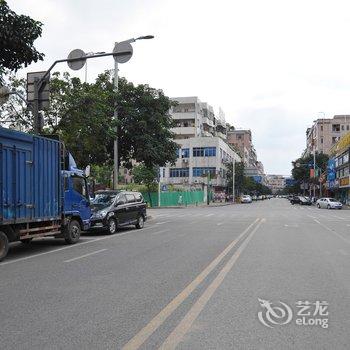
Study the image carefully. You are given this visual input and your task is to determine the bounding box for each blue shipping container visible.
[0,127,61,224]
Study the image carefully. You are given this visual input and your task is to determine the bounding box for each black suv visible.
[90,190,147,234]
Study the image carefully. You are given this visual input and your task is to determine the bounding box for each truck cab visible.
[63,170,91,231]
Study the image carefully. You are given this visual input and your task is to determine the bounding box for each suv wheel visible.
[317,204,321,208]
[327,204,331,209]
[136,215,144,229]
[108,218,118,235]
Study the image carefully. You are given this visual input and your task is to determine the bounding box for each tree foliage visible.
[0,1,44,80]
[1,71,178,170]
[225,161,271,195]
[132,165,158,192]
[291,153,329,183]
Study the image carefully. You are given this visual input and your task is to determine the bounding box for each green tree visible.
[225,161,245,195]
[291,152,329,194]
[2,71,178,170]
[132,164,158,206]
[0,1,44,80]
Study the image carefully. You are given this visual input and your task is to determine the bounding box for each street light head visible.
[136,35,155,40]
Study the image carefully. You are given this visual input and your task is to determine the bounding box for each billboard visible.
[327,159,336,181]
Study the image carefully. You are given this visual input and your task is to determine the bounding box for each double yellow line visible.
[123,218,265,350]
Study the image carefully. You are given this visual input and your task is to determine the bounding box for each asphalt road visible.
[1,199,349,349]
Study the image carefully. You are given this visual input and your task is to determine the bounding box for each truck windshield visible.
[72,176,89,200]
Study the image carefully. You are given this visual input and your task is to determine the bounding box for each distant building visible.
[160,136,241,190]
[305,115,350,156]
[266,175,287,194]
[226,128,265,183]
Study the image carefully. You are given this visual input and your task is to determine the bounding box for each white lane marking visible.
[284,224,298,227]
[64,249,107,263]
[188,221,198,225]
[205,213,214,217]
[1,226,157,267]
[156,221,171,225]
[152,229,170,235]
[314,219,350,244]
[307,214,316,219]
[217,222,224,226]
[332,215,346,220]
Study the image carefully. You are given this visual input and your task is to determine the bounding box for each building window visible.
[193,147,216,157]
[320,125,323,131]
[181,148,190,158]
[321,137,323,144]
[332,124,340,132]
[342,125,344,130]
[192,167,216,177]
[332,137,337,144]
[347,125,350,131]
[169,168,189,177]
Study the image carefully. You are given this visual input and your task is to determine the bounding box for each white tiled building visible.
[161,97,241,190]
[160,136,241,189]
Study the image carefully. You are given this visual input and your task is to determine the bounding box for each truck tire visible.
[64,220,81,244]
[0,231,9,262]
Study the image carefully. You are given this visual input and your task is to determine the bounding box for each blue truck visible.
[0,127,91,261]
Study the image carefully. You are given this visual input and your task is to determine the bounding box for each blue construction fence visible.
[142,190,205,207]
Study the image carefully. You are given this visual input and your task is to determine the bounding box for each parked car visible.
[90,190,147,234]
[241,195,252,203]
[290,196,301,205]
[299,196,312,205]
[316,198,342,210]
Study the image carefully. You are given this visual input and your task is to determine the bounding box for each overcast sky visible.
[8,0,350,175]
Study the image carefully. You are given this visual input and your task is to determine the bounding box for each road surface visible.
[1,199,349,349]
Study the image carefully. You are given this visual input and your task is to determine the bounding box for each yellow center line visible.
[158,218,265,350]
[121,218,260,350]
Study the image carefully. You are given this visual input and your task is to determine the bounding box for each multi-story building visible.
[226,129,258,167]
[305,115,350,156]
[160,136,241,190]
[266,175,287,194]
[162,97,241,191]
[170,97,228,140]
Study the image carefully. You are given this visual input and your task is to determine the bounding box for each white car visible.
[241,195,252,203]
[316,198,342,210]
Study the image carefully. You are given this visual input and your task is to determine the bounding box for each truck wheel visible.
[0,231,9,262]
[136,215,144,229]
[107,218,117,235]
[65,220,81,244]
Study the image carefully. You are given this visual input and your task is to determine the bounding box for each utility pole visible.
[313,148,316,198]
[113,54,119,189]
[232,159,235,203]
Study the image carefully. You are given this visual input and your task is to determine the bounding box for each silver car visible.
[241,195,252,203]
[316,198,342,210]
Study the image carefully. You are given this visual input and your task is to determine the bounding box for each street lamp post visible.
[112,35,154,189]
[232,159,235,203]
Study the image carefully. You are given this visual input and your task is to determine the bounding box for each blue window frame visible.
[192,167,216,177]
[170,168,189,178]
[181,148,190,158]
[193,147,216,157]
